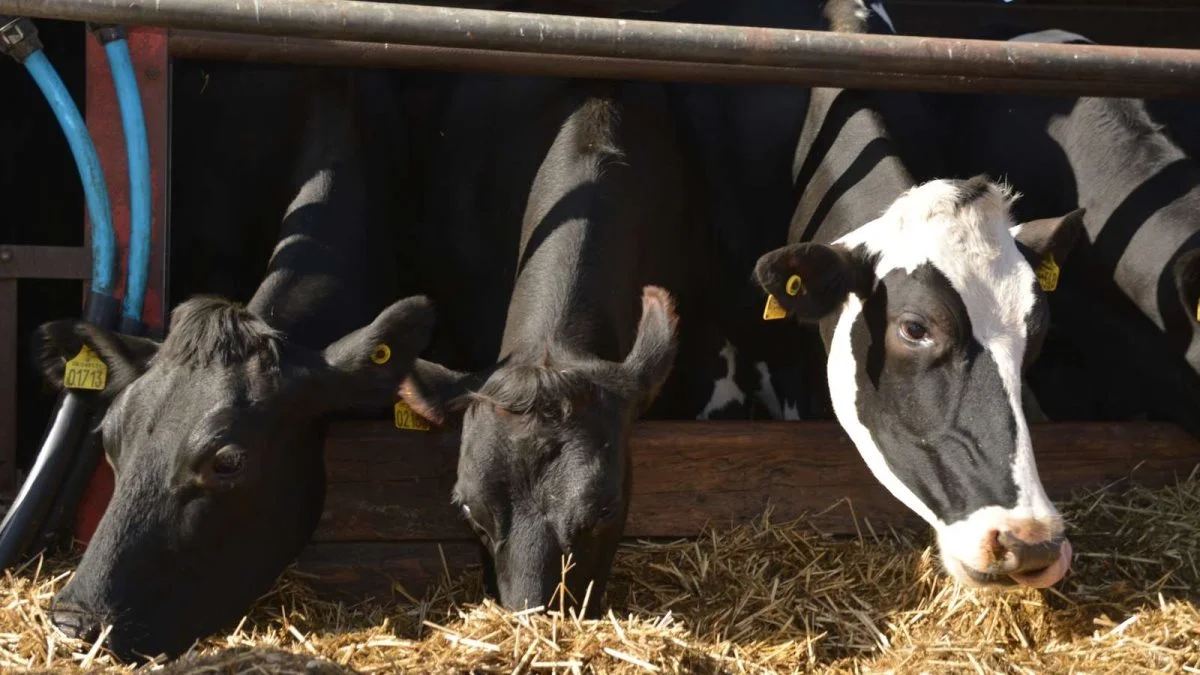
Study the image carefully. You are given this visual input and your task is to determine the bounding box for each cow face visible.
[402,287,677,615]
[755,177,1084,589]
[37,295,434,659]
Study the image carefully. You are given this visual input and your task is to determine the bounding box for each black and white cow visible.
[399,73,730,614]
[36,70,435,659]
[665,0,1081,588]
[757,176,1081,589]
[922,27,1200,437]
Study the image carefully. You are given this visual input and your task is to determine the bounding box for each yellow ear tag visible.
[1195,299,1199,323]
[763,294,787,321]
[370,343,391,365]
[785,274,805,296]
[63,345,108,391]
[1036,253,1060,292]
[394,400,432,432]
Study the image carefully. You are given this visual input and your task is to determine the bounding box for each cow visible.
[756,175,1082,589]
[918,27,1200,437]
[35,70,435,659]
[398,73,730,615]
[660,0,1081,588]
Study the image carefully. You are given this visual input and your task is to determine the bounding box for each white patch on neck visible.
[782,402,801,421]
[865,0,897,33]
[697,341,746,420]
[284,168,334,218]
[752,362,784,420]
[831,179,1059,527]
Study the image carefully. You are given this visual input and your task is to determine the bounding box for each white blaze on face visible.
[826,179,1062,572]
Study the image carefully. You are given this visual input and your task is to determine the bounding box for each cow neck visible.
[1054,98,1200,332]
[247,82,380,351]
[500,215,638,367]
[791,86,917,247]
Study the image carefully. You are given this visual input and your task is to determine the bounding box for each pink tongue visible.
[1010,539,1072,588]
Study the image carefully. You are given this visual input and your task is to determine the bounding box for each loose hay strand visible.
[1,477,1198,673]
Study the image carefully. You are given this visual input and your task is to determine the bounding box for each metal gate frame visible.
[0,0,1197,546]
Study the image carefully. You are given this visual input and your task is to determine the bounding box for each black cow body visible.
[37,70,434,659]
[401,73,737,613]
[925,28,1200,437]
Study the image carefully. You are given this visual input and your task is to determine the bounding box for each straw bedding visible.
[1,473,1197,674]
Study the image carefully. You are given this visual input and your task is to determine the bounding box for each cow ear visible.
[398,359,481,428]
[317,295,436,409]
[36,320,160,401]
[754,243,860,322]
[1174,248,1200,325]
[1011,208,1086,269]
[622,286,679,408]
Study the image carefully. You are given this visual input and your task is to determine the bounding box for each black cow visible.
[922,28,1200,437]
[36,70,434,659]
[400,74,727,614]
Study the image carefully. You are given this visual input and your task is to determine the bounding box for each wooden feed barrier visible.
[298,420,1200,598]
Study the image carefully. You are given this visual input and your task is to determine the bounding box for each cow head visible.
[37,295,435,659]
[401,286,678,615]
[755,177,1084,589]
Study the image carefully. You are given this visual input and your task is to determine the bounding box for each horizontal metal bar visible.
[0,245,91,280]
[3,0,1200,96]
[170,29,1200,98]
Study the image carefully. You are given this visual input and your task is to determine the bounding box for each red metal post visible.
[76,26,169,547]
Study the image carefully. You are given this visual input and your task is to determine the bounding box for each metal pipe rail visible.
[170,30,1198,98]
[2,0,1199,97]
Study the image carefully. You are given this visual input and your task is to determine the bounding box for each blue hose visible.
[22,49,117,297]
[105,38,151,324]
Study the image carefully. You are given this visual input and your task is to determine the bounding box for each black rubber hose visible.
[0,393,92,568]
[0,293,119,570]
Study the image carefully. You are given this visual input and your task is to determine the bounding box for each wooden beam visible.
[315,421,1200,543]
[297,541,479,600]
[0,246,90,280]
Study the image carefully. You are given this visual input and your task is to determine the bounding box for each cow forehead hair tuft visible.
[159,296,284,369]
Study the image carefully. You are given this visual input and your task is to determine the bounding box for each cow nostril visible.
[49,599,101,643]
[996,531,1064,575]
[983,529,1012,571]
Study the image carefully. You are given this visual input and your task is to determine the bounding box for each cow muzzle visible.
[948,529,1072,589]
[49,597,102,643]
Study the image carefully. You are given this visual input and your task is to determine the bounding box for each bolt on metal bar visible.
[0,0,1198,97]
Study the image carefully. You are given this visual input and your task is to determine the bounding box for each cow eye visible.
[899,320,930,344]
[211,446,246,476]
[589,506,619,535]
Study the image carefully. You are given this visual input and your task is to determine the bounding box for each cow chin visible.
[935,507,1072,590]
